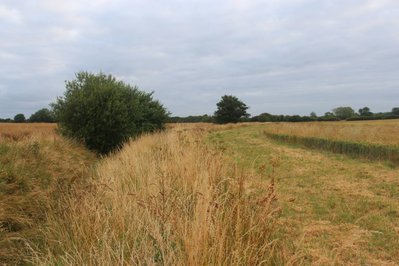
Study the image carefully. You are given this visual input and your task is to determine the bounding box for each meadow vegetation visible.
[1,120,399,265]
[208,123,399,265]
[32,124,293,265]
[263,120,399,165]
[1,123,293,265]
[262,120,399,146]
[0,123,96,265]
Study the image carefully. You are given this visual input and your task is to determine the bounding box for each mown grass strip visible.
[264,131,399,165]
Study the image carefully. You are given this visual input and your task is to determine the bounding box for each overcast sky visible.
[1,0,398,118]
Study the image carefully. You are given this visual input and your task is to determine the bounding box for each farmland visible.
[1,120,399,265]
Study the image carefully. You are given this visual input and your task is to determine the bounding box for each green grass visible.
[207,125,399,264]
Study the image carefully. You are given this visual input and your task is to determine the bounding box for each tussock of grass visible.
[33,126,288,265]
[264,132,399,164]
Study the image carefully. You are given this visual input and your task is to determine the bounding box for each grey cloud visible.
[0,0,398,118]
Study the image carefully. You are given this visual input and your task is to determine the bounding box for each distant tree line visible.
[1,93,399,125]
[167,114,214,123]
[0,108,56,123]
[250,106,399,122]
[166,98,399,123]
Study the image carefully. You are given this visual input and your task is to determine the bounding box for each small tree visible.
[310,112,317,119]
[392,107,399,116]
[29,108,55,122]
[253,113,273,122]
[52,72,168,154]
[358,107,372,116]
[332,107,355,120]
[214,95,249,124]
[14,113,26,123]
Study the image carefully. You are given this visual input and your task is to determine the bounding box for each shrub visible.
[14,113,26,123]
[52,72,168,154]
[29,108,55,123]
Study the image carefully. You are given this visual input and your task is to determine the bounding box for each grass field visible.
[0,123,58,141]
[1,121,398,265]
[262,120,399,146]
[208,122,399,265]
[262,120,399,165]
[0,123,97,264]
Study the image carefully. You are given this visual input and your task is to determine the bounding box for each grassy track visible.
[208,125,399,265]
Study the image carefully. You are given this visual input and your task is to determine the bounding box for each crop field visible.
[1,121,399,265]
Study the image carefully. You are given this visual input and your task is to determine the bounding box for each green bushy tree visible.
[332,106,355,120]
[29,108,55,122]
[214,95,249,124]
[52,72,168,154]
[14,113,26,123]
[358,107,372,116]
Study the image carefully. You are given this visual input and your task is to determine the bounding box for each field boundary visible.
[263,131,399,165]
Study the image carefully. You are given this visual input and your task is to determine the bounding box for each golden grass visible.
[32,125,294,265]
[262,120,399,146]
[0,123,96,265]
[5,121,398,264]
[0,123,57,141]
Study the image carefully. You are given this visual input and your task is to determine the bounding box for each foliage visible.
[251,113,315,122]
[392,107,399,116]
[214,95,249,124]
[358,107,372,116]
[167,114,213,123]
[52,72,168,154]
[29,108,55,122]
[332,106,355,120]
[14,113,26,123]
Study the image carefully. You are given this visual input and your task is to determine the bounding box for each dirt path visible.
[207,125,399,265]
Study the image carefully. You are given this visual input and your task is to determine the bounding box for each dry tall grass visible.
[0,123,57,141]
[263,120,399,146]
[33,125,288,265]
[0,123,96,264]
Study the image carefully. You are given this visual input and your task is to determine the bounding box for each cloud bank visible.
[1,0,398,117]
